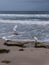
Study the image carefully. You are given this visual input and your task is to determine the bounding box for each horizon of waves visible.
[0,14,49,25]
[0,14,49,21]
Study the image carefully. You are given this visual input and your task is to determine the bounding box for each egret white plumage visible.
[13,25,17,32]
[34,36,38,41]
[34,36,38,47]
[2,36,8,41]
[13,25,19,35]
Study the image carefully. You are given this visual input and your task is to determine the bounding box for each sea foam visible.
[0,19,49,25]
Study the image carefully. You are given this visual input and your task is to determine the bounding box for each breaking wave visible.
[0,20,49,25]
[0,14,49,20]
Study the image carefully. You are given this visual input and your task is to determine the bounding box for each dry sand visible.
[0,39,49,65]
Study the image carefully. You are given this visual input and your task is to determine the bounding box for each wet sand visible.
[0,39,49,65]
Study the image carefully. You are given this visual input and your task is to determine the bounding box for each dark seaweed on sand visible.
[0,49,10,53]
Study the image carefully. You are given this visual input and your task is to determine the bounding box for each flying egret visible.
[13,25,25,35]
[13,25,17,32]
[13,25,18,35]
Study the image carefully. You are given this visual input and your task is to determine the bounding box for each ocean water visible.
[0,11,49,42]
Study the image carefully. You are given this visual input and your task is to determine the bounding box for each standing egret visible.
[34,36,38,47]
[2,36,8,41]
[2,36,9,45]
[34,36,38,42]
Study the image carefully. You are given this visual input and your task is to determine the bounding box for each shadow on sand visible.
[1,60,11,64]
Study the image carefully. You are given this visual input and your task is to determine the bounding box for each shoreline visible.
[0,38,49,48]
[0,38,49,65]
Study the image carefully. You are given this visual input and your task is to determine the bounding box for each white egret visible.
[2,36,8,41]
[13,25,17,32]
[13,25,18,35]
[34,36,39,47]
[34,36,38,42]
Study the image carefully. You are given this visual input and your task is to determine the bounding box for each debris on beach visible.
[0,49,10,54]
[1,60,11,64]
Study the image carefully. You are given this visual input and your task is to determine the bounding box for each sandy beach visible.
[0,39,49,65]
